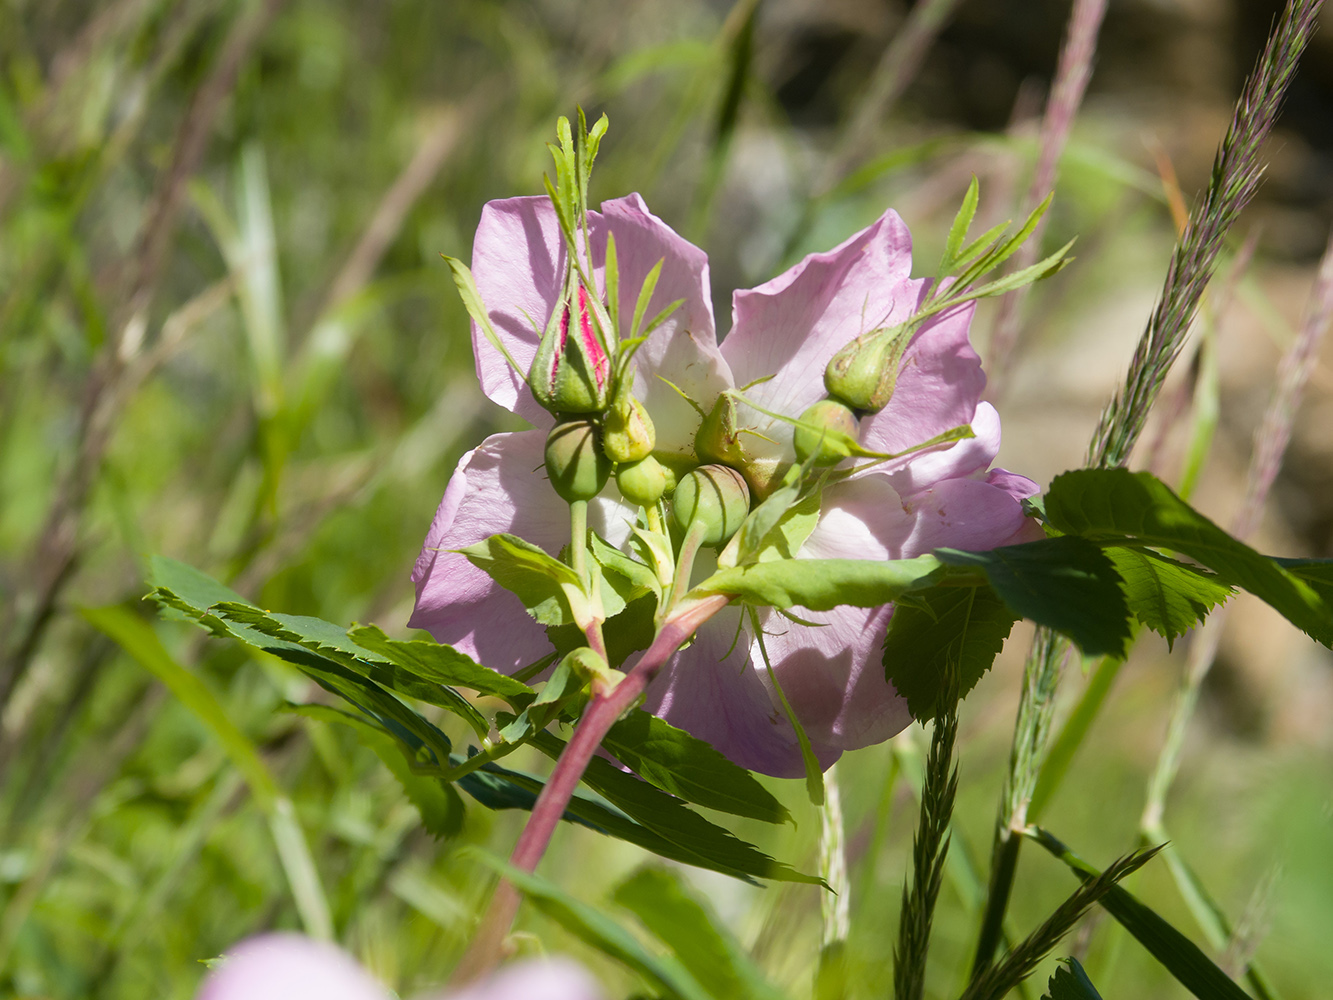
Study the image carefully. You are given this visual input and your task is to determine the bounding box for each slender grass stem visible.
[972,0,1323,980]
[820,762,850,950]
[894,691,958,1000]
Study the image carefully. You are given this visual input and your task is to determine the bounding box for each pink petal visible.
[470,197,578,425]
[857,301,987,463]
[872,400,1002,497]
[893,476,1037,557]
[985,466,1041,502]
[409,431,635,674]
[196,934,389,1000]
[642,604,836,779]
[443,959,604,1000]
[720,211,916,460]
[601,194,732,456]
[756,603,910,753]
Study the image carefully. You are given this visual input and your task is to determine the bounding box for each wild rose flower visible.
[410,194,1039,777]
[196,933,603,1000]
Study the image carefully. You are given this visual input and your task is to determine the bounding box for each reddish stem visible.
[451,594,731,985]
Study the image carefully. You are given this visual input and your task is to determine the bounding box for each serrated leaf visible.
[145,555,277,647]
[1105,547,1232,648]
[613,867,785,1000]
[935,537,1132,657]
[590,531,660,601]
[1046,469,1333,647]
[214,604,490,742]
[547,593,657,669]
[882,584,1019,720]
[1031,828,1252,1000]
[1274,557,1333,607]
[1042,958,1104,1000]
[697,554,946,610]
[462,753,789,883]
[469,853,711,1000]
[603,710,790,825]
[531,731,821,885]
[348,624,535,706]
[288,703,462,838]
[459,533,585,627]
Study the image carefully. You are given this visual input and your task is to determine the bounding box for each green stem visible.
[569,499,588,584]
[1028,654,1124,823]
[971,629,1068,979]
[664,519,709,620]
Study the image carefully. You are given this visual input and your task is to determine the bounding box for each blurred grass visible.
[1,1,1331,998]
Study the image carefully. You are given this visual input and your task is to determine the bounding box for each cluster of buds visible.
[530,118,932,554]
[533,278,754,548]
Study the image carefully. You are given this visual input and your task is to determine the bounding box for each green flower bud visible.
[616,455,668,507]
[694,394,747,467]
[672,464,751,547]
[544,418,611,503]
[603,394,656,463]
[529,283,612,414]
[824,321,913,414]
[792,398,860,466]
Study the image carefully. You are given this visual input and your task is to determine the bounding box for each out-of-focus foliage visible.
[1,1,1331,998]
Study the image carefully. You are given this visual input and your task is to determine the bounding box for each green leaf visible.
[1274,557,1333,607]
[613,867,785,1000]
[145,555,275,647]
[939,175,980,278]
[469,852,711,1000]
[1046,469,1333,647]
[547,593,658,669]
[1043,958,1104,1000]
[1105,547,1232,648]
[697,554,946,610]
[882,584,1019,719]
[287,703,463,838]
[530,731,821,885]
[590,531,660,601]
[603,710,790,825]
[1030,828,1252,1000]
[348,624,535,706]
[458,532,585,627]
[443,256,526,382]
[461,754,791,883]
[935,537,1132,657]
[212,603,490,742]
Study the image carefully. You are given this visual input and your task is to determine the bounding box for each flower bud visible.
[529,283,611,414]
[823,321,913,414]
[544,418,611,503]
[672,464,751,547]
[602,394,656,463]
[792,398,860,466]
[694,394,747,467]
[615,454,668,507]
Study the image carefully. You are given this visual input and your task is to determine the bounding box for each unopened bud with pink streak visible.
[529,282,611,414]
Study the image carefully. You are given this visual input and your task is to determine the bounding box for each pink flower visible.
[195,933,603,1000]
[410,195,1039,777]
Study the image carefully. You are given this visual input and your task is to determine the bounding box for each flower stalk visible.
[451,594,731,986]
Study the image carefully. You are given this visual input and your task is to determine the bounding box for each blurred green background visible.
[2,0,1332,997]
